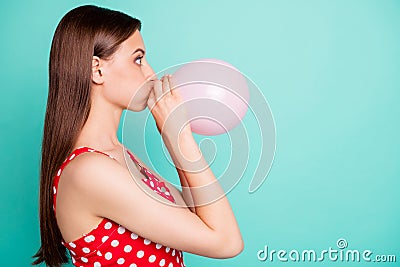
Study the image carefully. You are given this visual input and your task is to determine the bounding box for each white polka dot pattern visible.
[104,222,112,230]
[52,147,186,267]
[84,235,95,243]
[124,245,132,253]
[137,250,144,259]
[149,255,156,263]
[105,252,112,260]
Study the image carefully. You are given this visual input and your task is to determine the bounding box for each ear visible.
[92,56,104,84]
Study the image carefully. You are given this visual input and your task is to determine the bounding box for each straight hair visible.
[32,5,141,266]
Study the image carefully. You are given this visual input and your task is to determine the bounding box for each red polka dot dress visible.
[53,146,186,267]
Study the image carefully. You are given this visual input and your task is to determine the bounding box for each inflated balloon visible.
[171,58,249,136]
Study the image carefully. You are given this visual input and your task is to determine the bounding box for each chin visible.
[127,103,147,112]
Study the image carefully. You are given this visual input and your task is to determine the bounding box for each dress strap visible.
[125,149,157,181]
[125,149,176,203]
[125,149,141,166]
[52,146,116,215]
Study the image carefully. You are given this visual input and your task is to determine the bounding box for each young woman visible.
[33,5,243,267]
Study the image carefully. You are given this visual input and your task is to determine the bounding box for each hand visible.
[147,74,192,141]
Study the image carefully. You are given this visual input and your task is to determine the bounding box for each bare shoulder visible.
[55,151,131,241]
[62,151,128,189]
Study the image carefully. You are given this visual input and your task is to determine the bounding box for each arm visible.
[164,132,243,245]
[165,132,235,221]
[67,152,243,258]
[176,167,196,213]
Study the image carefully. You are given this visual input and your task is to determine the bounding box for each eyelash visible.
[135,56,143,65]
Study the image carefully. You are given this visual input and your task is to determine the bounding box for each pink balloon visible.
[171,58,249,135]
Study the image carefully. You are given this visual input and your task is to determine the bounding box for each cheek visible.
[103,67,148,108]
[127,79,153,111]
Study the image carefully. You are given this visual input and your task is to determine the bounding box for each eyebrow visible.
[132,48,145,55]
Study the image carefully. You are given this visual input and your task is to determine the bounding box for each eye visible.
[135,56,143,65]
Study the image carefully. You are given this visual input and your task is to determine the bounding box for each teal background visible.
[1,0,399,266]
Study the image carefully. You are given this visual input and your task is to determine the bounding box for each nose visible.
[144,63,156,81]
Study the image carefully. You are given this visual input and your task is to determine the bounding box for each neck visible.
[74,91,124,152]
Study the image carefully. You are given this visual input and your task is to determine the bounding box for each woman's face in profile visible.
[97,29,156,111]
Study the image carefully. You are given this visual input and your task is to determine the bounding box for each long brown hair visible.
[32,5,141,266]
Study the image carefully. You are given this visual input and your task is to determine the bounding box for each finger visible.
[161,74,172,95]
[169,74,181,99]
[153,79,163,103]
